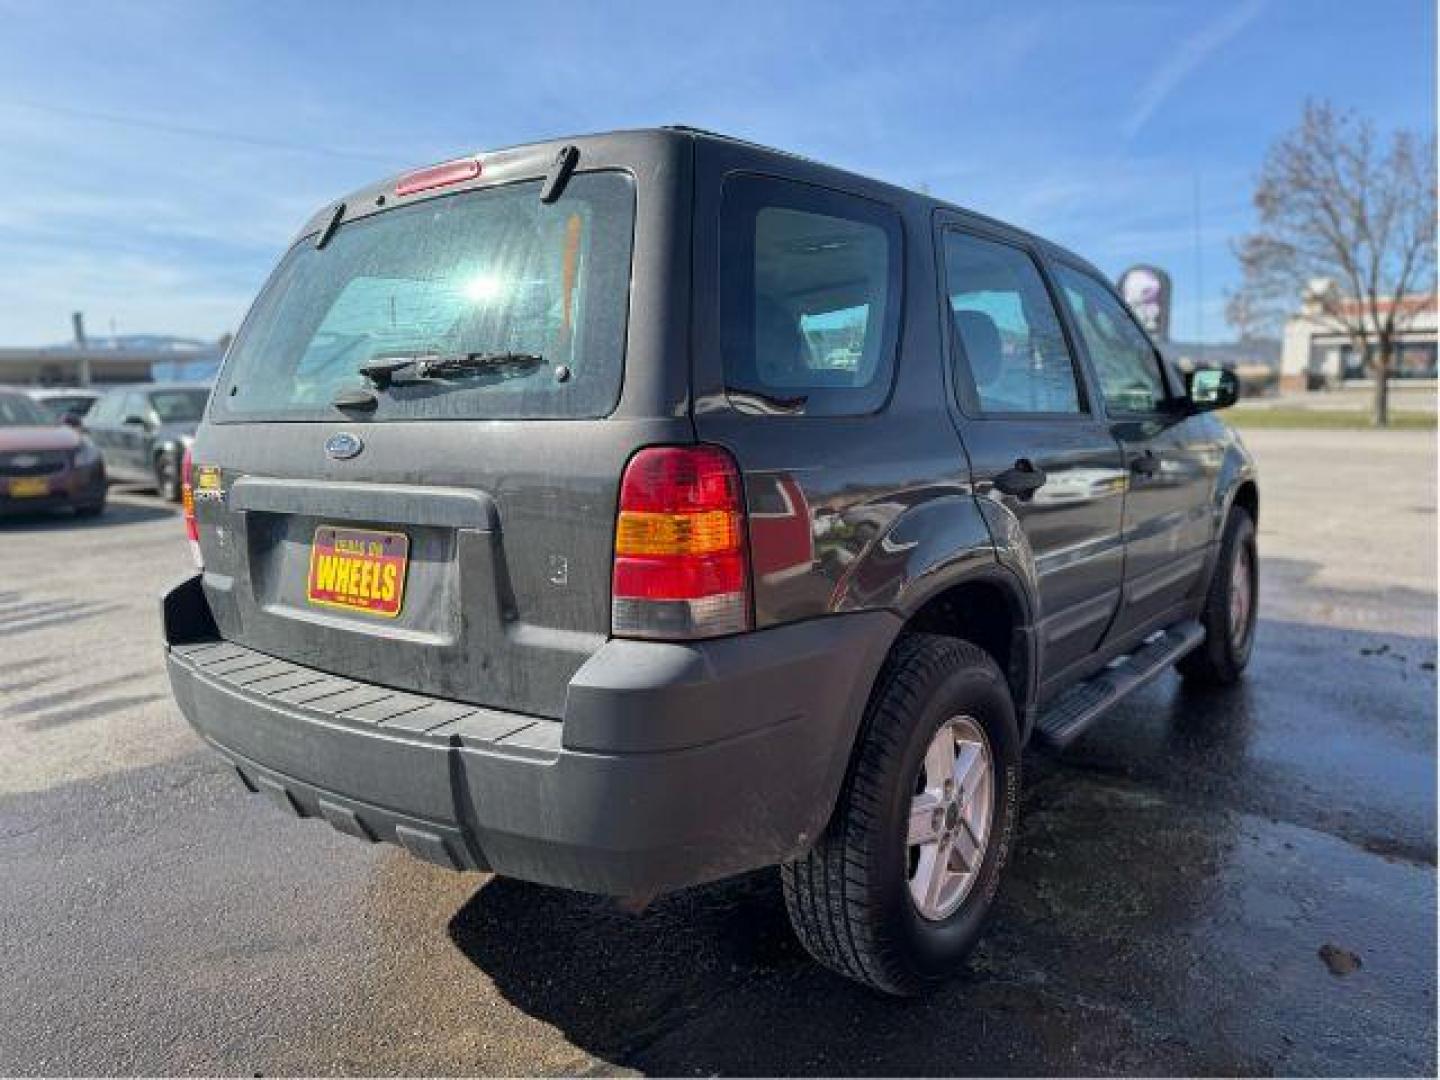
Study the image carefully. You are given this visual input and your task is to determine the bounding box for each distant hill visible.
[1162,338,1281,370]
[46,333,219,353]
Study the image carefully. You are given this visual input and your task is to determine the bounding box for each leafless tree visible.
[1222,289,1277,344]
[1232,100,1436,424]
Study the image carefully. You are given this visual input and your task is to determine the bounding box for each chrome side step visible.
[1034,620,1205,750]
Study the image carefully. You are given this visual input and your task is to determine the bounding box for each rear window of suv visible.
[719,175,902,416]
[212,172,635,422]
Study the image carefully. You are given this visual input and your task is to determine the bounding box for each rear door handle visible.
[1130,450,1160,477]
[993,459,1047,501]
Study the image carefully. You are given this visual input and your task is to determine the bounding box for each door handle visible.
[1130,450,1160,477]
[993,459,1047,501]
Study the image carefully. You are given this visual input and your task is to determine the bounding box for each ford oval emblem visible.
[325,432,363,460]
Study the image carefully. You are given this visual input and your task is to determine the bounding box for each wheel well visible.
[1232,480,1258,526]
[904,578,1028,710]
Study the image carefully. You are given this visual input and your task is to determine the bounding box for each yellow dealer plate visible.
[306,526,409,618]
[9,477,49,498]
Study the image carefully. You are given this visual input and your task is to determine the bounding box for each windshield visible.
[150,389,210,423]
[34,396,96,421]
[212,172,635,422]
[0,394,48,426]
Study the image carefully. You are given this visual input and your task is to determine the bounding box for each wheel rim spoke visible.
[952,819,982,871]
[907,792,944,845]
[924,732,955,790]
[917,839,952,911]
[953,743,986,799]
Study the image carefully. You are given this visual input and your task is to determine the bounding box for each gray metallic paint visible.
[169,129,1258,894]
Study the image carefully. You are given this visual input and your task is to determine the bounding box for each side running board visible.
[1035,620,1205,750]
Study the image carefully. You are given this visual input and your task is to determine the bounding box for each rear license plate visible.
[9,477,49,498]
[306,526,409,618]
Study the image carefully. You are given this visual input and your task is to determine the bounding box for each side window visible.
[1052,263,1169,414]
[95,393,125,425]
[720,175,902,416]
[942,231,1082,416]
[122,392,152,423]
[86,394,115,425]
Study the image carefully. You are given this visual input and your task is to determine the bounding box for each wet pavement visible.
[0,428,1434,1076]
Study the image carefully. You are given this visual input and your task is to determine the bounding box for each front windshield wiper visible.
[358,351,546,389]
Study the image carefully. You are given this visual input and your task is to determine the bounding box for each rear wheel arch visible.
[802,569,1034,863]
[896,569,1036,741]
[152,441,184,500]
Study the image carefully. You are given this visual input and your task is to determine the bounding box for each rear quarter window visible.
[211,171,635,422]
[719,175,903,416]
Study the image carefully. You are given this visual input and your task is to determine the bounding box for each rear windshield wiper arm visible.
[358,351,545,389]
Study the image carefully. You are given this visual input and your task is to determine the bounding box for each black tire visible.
[155,450,182,502]
[1177,506,1257,686]
[781,634,1021,996]
[73,498,106,518]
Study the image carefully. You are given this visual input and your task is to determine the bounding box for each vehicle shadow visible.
[0,498,175,531]
[444,822,1257,1076]
[442,677,1266,1075]
[444,606,1435,1075]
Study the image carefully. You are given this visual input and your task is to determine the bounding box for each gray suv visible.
[161,128,1257,995]
[86,383,210,500]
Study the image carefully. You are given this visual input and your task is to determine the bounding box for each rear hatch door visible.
[192,153,689,719]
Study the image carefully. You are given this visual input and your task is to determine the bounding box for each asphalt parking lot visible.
[1,427,1435,1076]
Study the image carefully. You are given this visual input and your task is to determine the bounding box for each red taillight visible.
[612,446,751,639]
[181,447,201,568]
[395,156,481,197]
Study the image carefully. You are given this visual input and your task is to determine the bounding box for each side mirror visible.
[1186,368,1239,412]
[61,412,84,429]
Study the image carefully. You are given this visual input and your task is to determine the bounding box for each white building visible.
[1279,280,1437,392]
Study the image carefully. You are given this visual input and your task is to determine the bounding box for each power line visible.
[1,97,398,164]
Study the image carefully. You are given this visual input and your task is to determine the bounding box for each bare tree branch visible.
[1230,100,1438,424]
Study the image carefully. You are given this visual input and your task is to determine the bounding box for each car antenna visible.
[315,202,346,249]
[540,146,579,204]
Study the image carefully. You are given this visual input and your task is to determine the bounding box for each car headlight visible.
[72,438,102,467]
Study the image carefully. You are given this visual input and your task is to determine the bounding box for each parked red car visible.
[0,391,106,517]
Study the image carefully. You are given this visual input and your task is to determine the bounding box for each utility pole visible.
[1193,172,1205,367]
[72,311,91,387]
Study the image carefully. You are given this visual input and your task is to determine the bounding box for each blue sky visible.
[0,0,1433,345]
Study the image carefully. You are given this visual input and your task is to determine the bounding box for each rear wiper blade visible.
[358,351,545,389]
[418,351,545,379]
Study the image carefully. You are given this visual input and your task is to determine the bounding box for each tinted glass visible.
[213,172,635,422]
[943,231,1081,415]
[89,392,123,425]
[34,395,95,420]
[0,393,47,426]
[721,176,902,416]
[150,389,209,423]
[1053,264,1168,413]
[122,393,151,422]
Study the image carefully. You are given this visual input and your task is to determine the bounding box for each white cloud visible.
[0,245,256,343]
[1123,0,1267,140]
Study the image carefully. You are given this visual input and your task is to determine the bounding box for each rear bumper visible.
[162,574,898,896]
[0,464,104,513]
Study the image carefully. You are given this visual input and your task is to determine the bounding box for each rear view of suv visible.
[162,128,1258,994]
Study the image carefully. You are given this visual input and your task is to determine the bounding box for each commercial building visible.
[1279,283,1437,391]
[0,340,222,387]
